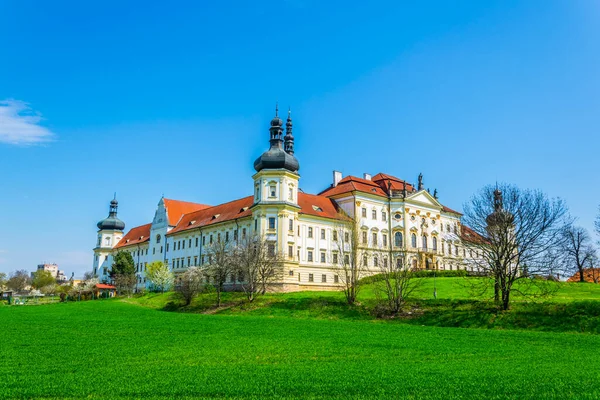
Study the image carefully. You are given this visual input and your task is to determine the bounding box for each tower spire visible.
[284,107,294,155]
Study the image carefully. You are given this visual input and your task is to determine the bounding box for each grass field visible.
[1,299,600,399]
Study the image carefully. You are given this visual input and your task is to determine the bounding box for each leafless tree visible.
[176,266,205,306]
[113,274,136,297]
[205,240,235,307]
[595,205,600,241]
[461,183,568,310]
[332,215,367,305]
[232,234,282,302]
[6,270,31,292]
[372,248,420,314]
[559,225,596,282]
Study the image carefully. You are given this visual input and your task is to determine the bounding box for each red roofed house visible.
[93,109,475,291]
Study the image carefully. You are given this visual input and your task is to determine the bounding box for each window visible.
[321,229,326,240]
[344,232,349,242]
[344,254,350,265]
[362,208,367,218]
[394,212,402,220]
[182,240,185,249]
[322,274,327,283]
[225,232,229,242]
[156,235,161,244]
[194,256,198,265]
[288,245,293,258]
[269,217,276,230]
[195,238,199,247]
[447,224,451,232]
[334,275,339,283]
[432,237,438,251]
[372,209,377,220]
[153,248,156,255]
[188,239,192,248]
[394,232,403,247]
[297,225,301,236]
[411,233,417,248]
[372,232,377,246]
[288,188,293,201]
[254,219,258,230]
[422,235,427,249]
[202,236,206,245]
[373,256,378,266]
[242,228,247,239]
[363,255,368,266]
[270,185,276,197]
[396,258,402,269]
[447,243,452,255]
[307,250,313,262]
[201,255,205,264]
[320,252,326,263]
[210,235,213,244]
[160,246,163,254]
[455,246,459,256]
[383,234,388,247]
[289,219,293,232]
[217,233,221,243]
[333,253,338,264]
[289,270,294,276]
[454,225,458,234]
[308,227,313,238]
[187,257,191,267]
[382,211,387,222]
[309,273,314,282]
[234,229,238,241]
[268,243,275,257]
[333,230,338,241]
[362,231,367,244]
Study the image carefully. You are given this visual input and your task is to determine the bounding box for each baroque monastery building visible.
[93,108,474,291]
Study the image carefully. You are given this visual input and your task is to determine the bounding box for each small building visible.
[94,284,116,298]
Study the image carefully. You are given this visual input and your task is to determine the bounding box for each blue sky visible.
[1,0,598,276]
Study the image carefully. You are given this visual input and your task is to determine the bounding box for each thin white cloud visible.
[0,99,55,145]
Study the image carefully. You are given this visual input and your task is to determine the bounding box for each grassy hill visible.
[122,278,600,334]
[2,299,600,399]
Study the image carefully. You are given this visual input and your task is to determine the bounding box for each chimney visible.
[333,171,342,187]
[363,173,371,181]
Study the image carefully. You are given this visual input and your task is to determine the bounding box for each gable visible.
[406,191,442,209]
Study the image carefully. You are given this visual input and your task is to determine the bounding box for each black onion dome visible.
[97,198,125,231]
[254,147,300,173]
[486,188,514,226]
[271,116,283,127]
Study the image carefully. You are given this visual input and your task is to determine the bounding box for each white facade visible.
[93,113,480,290]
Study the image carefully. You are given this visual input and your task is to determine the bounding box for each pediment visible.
[406,190,443,209]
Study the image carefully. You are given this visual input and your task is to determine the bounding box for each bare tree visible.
[6,270,31,292]
[176,266,205,306]
[332,215,367,305]
[232,234,282,302]
[113,274,136,297]
[205,240,235,307]
[595,205,600,242]
[461,183,568,310]
[372,249,420,314]
[560,225,596,282]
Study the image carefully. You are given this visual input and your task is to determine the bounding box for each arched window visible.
[432,237,438,251]
[411,233,417,248]
[156,234,161,244]
[412,258,417,270]
[394,232,403,247]
[422,235,427,249]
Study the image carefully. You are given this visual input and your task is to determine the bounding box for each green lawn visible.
[1,300,600,399]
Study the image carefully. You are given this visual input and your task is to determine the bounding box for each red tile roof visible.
[298,192,348,220]
[114,223,152,249]
[168,196,254,235]
[95,284,116,289]
[442,205,463,215]
[163,198,211,226]
[372,173,415,193]
[460,225,488,245]
[319,175,388,198]
[567,269,600,283]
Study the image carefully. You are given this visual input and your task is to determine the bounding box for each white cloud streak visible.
[0,99,55,145]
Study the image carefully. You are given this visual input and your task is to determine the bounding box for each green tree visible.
[0,272,6,290]
[110,251,135,277]
[31,270,56,289]
[146,261,173,293]
[110,251,136,296]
